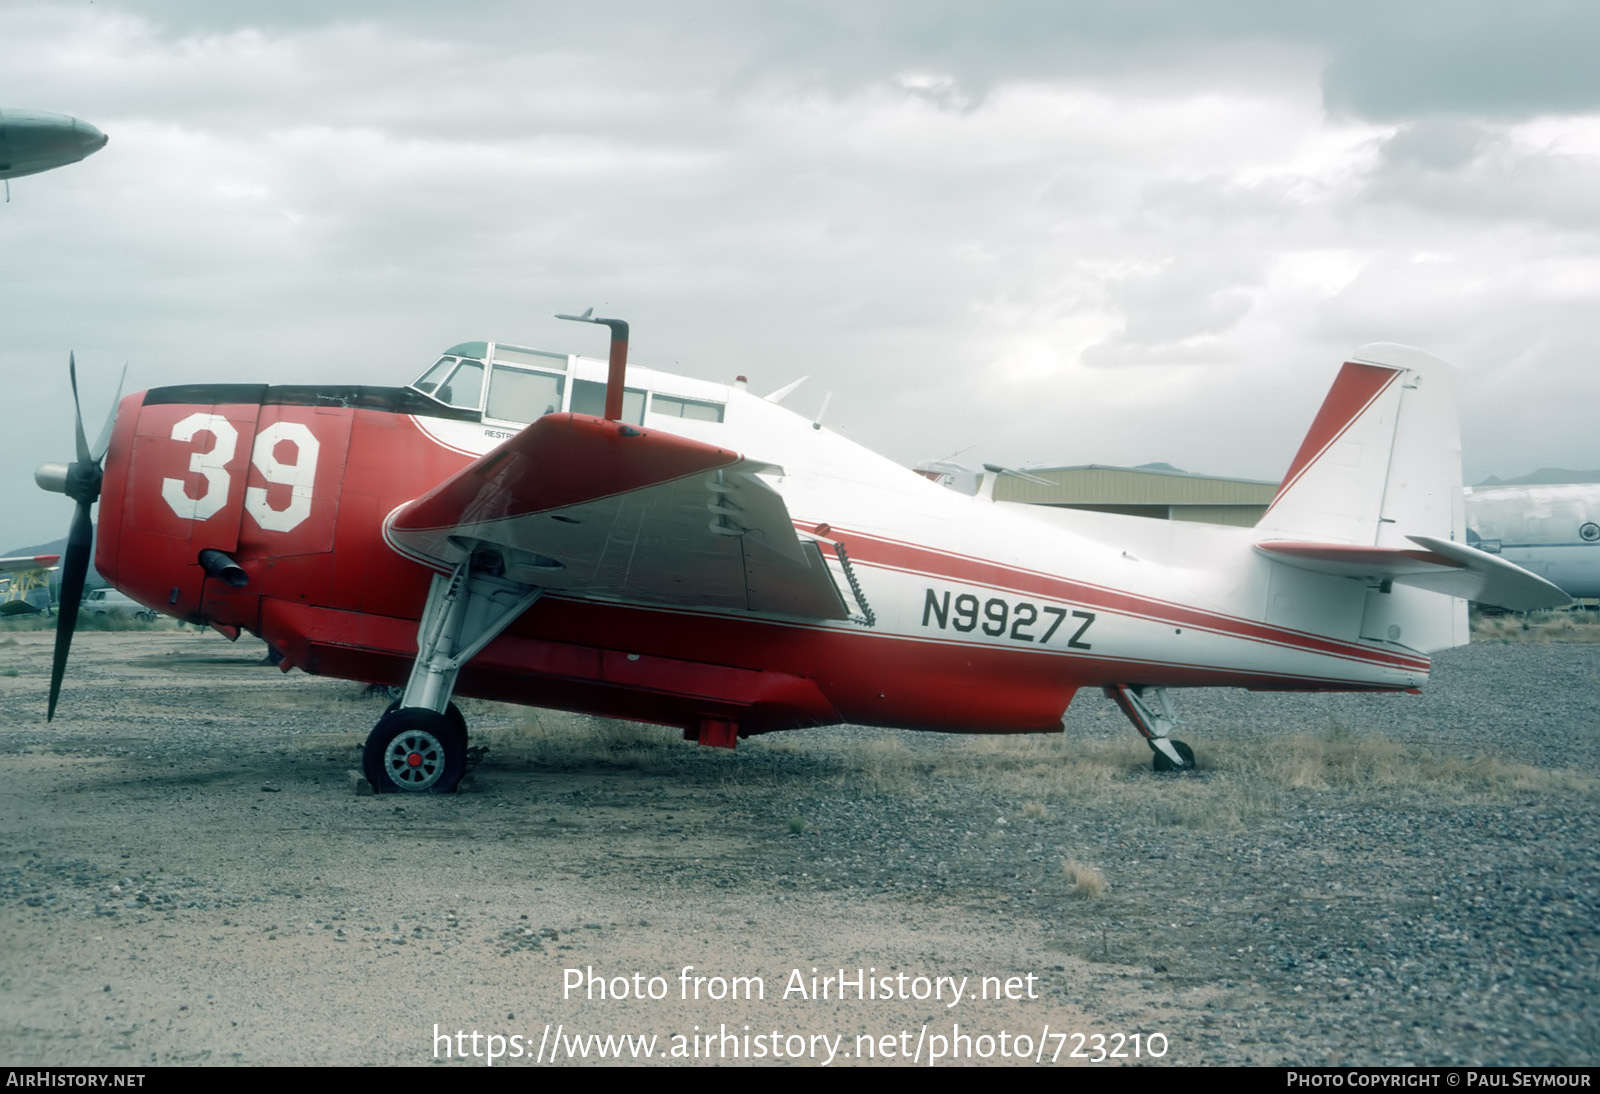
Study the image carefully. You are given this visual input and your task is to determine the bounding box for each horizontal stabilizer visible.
[1256,537,1571,611]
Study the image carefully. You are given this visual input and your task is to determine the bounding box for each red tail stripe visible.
[1266,361,1401,513]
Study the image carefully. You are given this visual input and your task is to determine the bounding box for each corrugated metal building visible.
[995,463,1277,527]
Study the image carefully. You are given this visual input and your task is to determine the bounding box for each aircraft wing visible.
[0,554,60,574]
[0,554,57,616]
[1255,537,1571,611]
[386,413,850,619]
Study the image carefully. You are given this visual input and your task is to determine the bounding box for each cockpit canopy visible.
[408,340,726,428]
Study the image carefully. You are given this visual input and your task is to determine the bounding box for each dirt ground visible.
[0,627,1595,1067]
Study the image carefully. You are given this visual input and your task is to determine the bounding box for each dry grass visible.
[787,725,1597,834]
[1473,608,1600,643]
[928,733,1149,794]
[1211,726,1597,795]
[307,676,1597,813]
[1062,859,1107,899]
[834,735,923,792]
[495,708,683,770]
[0,613,179,633]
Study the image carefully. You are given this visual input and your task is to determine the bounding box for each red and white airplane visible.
[35,318,1567,791]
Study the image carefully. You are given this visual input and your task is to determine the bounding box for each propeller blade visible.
[68,351,91,466]
[47,352,115,721]
[47,499,94,721]
[90,362,127,463]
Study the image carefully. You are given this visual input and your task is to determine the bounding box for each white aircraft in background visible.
[0,108,108,200]
[1465,484,1600,600]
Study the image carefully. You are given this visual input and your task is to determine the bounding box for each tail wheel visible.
[363,707,467,793]
[1152,739,1196,773]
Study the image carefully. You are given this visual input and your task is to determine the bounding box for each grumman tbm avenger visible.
[35,318,1568,792]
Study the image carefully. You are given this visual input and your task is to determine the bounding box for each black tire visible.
[1151,739,1196,773]
[381,698,467,742]
[363,707,467,793]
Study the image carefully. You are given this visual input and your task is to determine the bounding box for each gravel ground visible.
[0,627,1595,1067]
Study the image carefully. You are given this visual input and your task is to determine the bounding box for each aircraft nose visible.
[75,120,108,155]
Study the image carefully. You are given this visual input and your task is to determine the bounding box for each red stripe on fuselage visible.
[792,523,1431,674]
[1266,361,1400,514]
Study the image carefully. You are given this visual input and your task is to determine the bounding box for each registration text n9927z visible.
[920,589,1094,648]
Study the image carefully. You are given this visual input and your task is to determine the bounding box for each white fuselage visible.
[413,353,1434,694]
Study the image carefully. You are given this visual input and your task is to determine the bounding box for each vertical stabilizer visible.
[1260,344,1462,548]
[1257,344,1468,653]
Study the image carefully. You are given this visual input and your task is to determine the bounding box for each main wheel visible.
[381,698,466,740]
[363,707,467,793]
[1151,739,1196,773]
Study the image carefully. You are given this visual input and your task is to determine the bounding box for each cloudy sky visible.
[5,1,1598,546]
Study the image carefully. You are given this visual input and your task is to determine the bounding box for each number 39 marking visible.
[161,413,320,533]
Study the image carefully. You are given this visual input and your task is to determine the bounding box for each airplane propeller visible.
[34,353,124,720]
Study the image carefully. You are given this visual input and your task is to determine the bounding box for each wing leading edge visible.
[386,413,850,620]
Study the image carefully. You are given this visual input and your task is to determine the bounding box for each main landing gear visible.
[363,706,467,792]
[1105,684,1197,773]
[362,549,541,793]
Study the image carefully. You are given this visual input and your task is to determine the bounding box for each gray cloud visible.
[5,3,1600,545]
[1361,122,1600,232]
[1321,4,1600,121]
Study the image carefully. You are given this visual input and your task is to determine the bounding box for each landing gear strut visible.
[1105,684,1196,773]
[363,549,540,793]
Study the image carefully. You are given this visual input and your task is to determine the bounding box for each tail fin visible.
[1259,343,1461,548]
[1255,345,1565,654]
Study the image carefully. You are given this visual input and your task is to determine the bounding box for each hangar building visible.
[992,463,1277,527]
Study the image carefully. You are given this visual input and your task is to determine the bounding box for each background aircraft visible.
[0,108,108,199]
[0,554,59,616]
[1465,483,1600,600]
[33,329,1566,791]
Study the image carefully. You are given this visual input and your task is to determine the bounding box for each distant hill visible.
[5,537,68,557]
[1475,468,1600,487]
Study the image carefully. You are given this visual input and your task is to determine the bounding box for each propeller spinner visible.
[34,353,123,720]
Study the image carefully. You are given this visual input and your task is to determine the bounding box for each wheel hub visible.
[385,730,445,789]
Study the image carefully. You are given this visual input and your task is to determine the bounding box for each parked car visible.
[82,588,155,621]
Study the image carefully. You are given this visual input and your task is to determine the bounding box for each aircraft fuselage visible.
[0,109,108,180]
[91,361,1431,741]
